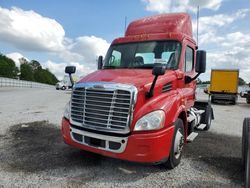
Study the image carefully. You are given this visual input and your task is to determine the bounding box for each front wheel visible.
[163,118,184,169]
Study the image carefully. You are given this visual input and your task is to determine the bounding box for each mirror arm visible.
[192,73,201,81]
[69,73,74,87]
[185,73,201,84]
[146,75,159,98]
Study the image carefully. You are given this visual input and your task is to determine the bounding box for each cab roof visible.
[112,13,194,45]
[125,13,193,37]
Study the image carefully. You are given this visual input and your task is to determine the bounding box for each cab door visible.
[182,43,196,109]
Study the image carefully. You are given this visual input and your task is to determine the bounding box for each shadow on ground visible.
[184,131,244,186]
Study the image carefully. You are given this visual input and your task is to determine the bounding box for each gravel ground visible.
[0,87,248,187]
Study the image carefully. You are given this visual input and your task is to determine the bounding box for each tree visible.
[19,57,29,65]
[239,77,246,86]
[202,81,211,84]
[20,63,34,81]
[0,54,18,78]
[30,60,42,71]
[0,52,58,85]
[34,68,58,85]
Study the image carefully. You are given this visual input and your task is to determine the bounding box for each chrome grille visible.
[70,83,137,134]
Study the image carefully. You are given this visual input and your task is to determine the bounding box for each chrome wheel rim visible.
[174,128,184,159]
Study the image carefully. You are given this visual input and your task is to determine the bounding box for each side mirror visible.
[195,50,206,73]
[65,66,76,74]
[146,63,166,98]
[152,63,166,76]
[98,56,103,70]
[65,66,76,88]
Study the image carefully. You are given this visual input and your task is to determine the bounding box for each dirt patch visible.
[0,121,103,173]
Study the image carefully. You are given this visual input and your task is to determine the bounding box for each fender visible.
[131,89,186,131]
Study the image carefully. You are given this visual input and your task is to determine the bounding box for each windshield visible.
[103,41,181,69]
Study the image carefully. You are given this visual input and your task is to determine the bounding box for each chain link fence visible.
[0,77,55,89]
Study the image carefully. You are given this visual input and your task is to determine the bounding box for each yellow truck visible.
[210,69,239,104]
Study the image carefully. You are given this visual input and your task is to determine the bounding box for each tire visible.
[62,86,66,90]
[246,138,250,188]
[247,99,250,104]
[211,96,215,104]
[232,96,236,105]
[163,118,184,169]
[242,118,250,167]
[204,104,212,131]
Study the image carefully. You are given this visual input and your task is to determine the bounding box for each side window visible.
[185,46,194,72]
[108,50,121,67]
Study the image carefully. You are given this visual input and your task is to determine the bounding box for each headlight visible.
[63,101,70,119]
[134,110,165,131]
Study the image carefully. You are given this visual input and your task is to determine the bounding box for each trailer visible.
[210,69,239,104]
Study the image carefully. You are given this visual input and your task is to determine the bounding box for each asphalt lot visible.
[0,87,249,187]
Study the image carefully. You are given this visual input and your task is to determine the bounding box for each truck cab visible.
[61,13,212,168]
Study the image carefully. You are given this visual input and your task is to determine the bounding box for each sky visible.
[0,0,250,82]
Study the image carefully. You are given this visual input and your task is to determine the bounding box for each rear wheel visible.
[163,118,184,169]
[242,118,250,187]
[246,141,250,188]
[232,96,236,105]
[242,118,250,166]
[247,98,250,104]
[211,96,215,104]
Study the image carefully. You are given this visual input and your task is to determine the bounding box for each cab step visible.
[187,132,198,142]
[187,116,195,122]
[197,124,206,130]
[195,110,205,115]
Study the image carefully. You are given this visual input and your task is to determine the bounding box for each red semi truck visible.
[61,13,213,168]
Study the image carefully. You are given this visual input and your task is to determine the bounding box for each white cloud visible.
[6,52,29,68]
[0,7,65,52]
[0,6,110,78]
[64,35,110,64]
[42,60,96,80]
[189,0,222,11]
[142,0,223,13]
[194,9,249,36]
[70,36,109,59]
[201,31,250,82]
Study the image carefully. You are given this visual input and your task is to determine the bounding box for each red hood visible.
[78,69,176,90]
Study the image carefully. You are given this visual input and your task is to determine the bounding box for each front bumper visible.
[61,118,174,163]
